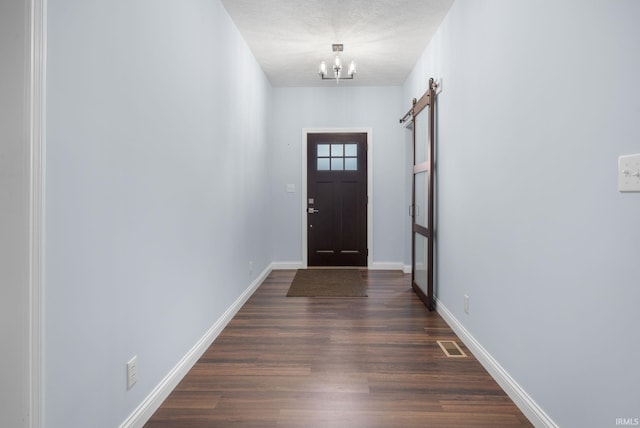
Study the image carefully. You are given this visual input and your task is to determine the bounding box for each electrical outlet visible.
[464,295,469,314]
[249,260,253,275]
[127,356,137,390]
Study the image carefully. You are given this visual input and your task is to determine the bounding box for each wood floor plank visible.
[144,270,532,428]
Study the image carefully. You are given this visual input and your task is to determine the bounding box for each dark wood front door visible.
[307,133,367,267]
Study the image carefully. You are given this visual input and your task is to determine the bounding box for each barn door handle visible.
[308,208,319,214]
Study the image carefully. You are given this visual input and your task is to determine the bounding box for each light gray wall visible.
[0,0,30,426]
[270,86,405,266]
[404,0,640,426]
[45,0,272,426]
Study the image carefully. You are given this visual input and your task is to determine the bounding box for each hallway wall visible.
[404,0,640,426]
[0,1,31,426]
[45,1,272,426]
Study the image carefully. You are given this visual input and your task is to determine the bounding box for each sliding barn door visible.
[401,79,437,310]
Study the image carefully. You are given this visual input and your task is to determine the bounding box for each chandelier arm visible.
[320,75,354,80]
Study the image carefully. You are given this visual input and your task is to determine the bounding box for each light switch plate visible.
[618,154,640,192]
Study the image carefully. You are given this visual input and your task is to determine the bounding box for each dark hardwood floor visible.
[145,270,532,427]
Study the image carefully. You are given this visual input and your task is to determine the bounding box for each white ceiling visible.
[220,0,454,87]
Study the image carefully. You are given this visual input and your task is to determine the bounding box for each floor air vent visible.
[437,340,467,358]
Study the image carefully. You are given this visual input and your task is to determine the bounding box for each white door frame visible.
[29,0,46,426]
[301,128,373,268]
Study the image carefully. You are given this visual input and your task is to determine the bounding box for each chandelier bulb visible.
[319,61,327,77]
[348,60,356,76]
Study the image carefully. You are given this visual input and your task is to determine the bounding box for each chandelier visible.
[318,44,356,83]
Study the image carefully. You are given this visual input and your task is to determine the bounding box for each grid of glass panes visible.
[317,143,358,171]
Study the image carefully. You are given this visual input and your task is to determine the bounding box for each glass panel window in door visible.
[331,158,344,171]
[414,233,429,296]
[344,144,357,157]
[345,158,357,171]
[415,117,428,164]
[317,158,330,171]
[317,144,330,157]
[414,171,428,228]
[331,144,344,157]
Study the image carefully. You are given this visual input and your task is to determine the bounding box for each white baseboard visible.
[119,265,273,428]
[272,261,410,272]
[370,262,406,271]
[271,261,303,270]
[435,299,558,428]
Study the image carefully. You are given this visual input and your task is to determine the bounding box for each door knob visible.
[308,208,319,214]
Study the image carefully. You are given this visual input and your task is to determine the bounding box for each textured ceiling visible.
[220,0,454,87]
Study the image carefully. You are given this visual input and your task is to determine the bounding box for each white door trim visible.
[29,0,46,426]
[301,128,373,268]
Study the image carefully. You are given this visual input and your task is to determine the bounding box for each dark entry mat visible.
[286,269,367,297]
